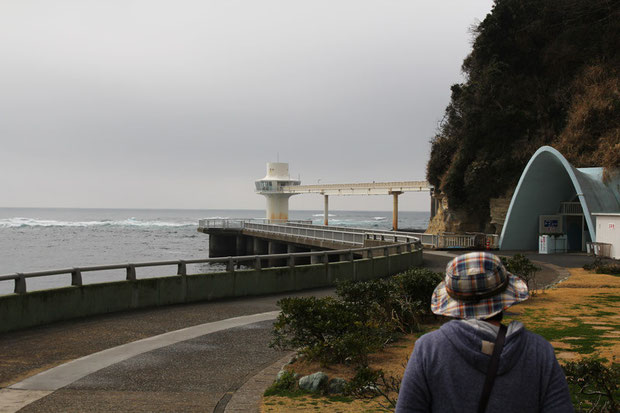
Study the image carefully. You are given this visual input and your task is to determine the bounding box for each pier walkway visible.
[198,219,499,250]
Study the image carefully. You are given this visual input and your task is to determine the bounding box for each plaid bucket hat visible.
[431,252,529,319]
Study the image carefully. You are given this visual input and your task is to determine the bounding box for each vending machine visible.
[538,215,567,254]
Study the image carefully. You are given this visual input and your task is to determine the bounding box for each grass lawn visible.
[260,268,619,412]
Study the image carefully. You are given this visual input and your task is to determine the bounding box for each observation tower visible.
[255,162,300,221]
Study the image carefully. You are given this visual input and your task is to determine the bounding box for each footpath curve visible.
[0,289,333,413]
[0,251,582,412]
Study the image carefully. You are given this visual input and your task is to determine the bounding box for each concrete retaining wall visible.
[0,250,422,334]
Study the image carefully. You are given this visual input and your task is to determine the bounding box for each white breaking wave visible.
[0,217,196,228]
[312,213,336,217]
[373,216,387,220]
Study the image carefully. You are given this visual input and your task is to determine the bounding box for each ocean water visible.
[0,208,429,295]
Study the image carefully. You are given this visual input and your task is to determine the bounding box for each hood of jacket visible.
[438,320,527,375]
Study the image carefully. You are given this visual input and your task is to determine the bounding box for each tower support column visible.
[324,194,329,226]
[391,191,402,231]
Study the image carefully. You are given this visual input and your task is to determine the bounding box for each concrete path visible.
[0,289,332,413]
[0,251,587,412]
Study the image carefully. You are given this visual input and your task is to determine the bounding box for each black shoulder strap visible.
[478,323,508,413]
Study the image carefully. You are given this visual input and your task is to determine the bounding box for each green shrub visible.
[336,268,442,334]
[345,366,401,409]
[563,357,619,412]
[388,269,442,333]
[501,254,540,289]
[336,278,394,309]
[264,370,298,396]
[584,258,620,276]
[393,268,443,314]
[271,268,443,366]
[270,297,391,365]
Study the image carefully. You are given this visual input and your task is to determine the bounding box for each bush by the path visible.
[271,296,392,365]
[584,258,620,276]
[270,268,442,366]
[501,254,540,289]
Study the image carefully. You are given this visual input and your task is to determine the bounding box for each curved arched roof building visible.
[499,146,620,251]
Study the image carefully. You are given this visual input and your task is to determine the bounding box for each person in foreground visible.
[395,252,573,413]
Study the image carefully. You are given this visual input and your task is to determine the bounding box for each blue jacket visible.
[395,320,573,412]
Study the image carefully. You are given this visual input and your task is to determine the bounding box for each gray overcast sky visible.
[0,0,493,211]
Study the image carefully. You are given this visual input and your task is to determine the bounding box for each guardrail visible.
[198,219,312,230]
[198,219,499,249]
[282,222,439,247]
[0,240,421,295]
[244,222,367,246]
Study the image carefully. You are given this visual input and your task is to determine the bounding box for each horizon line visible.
[0,206,430,213]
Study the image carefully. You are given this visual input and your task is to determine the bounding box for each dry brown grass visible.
[507,268,620,362]
[260,335,419,413]
[260,268,620,411]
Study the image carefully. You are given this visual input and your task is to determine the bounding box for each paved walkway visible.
[0,290,332,413]
[0,251,593,412]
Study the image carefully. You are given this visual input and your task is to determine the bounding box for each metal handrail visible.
[200,218,438,247]
[244,222,368,245]
[263,221,436,247]
[199,219,500,249]
[198,218,312,230]
[1,240,422,295]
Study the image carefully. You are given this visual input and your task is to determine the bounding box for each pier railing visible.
[198,218,312,230]
[281,222,438,247]
[198,219,499,249]
[199,219,428,246]
[244,222,366,245]
[0,239,421,295]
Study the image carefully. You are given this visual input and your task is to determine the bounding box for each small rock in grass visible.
[328,378,347,394]
[276,368,298,382]
[298,372,328,392]
[276,369,287,382]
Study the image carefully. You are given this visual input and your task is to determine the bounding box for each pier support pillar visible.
[311,249,322,264]
[246,237,254,254]
[235,236,245,256]
[287,245,298,266]
[253,238,268,266]
[391,191,402,231]
[208,233,238,257]
[268,241,287,267]
[253,238,267,255]
[323,194,329,226]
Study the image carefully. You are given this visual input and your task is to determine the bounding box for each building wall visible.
[595,215,620,259]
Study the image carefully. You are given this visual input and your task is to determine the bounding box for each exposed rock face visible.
[426,193,513,235]
[298,372,328,393]
[426,194,487,234]
[489,196,513,235]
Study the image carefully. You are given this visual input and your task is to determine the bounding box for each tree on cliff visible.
[427,0,620,231]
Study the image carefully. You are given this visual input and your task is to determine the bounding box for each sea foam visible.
[0,217,195,228]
